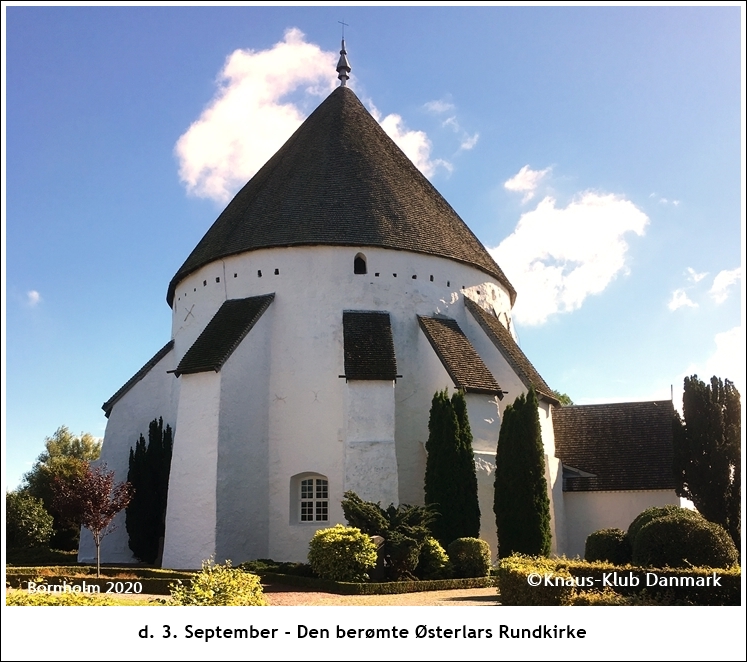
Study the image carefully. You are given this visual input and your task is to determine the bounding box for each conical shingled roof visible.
[167,86,516,307]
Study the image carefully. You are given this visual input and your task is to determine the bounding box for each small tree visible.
[53,463,133,577]
[6,491,54,549]
[424,389,480,546]
[494,386,552,557]
[126,417,173,564]
[673,375,741,547]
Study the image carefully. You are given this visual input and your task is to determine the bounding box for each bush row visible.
[496,554,740,606]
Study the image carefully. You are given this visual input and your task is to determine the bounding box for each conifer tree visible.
[424,389,480,546]
[494,386,552,557]
[126,418,173,564]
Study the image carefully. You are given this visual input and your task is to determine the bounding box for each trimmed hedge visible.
[260,572,493,595]
[415,538,451,580]
[584,528,631,565]
[632,515,739,569]
[308,525,378,582]
[448,538,492,578]
[626,505,702,545]
[496,554,740,606]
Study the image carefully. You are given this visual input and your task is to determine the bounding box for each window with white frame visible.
[299,477,328,522]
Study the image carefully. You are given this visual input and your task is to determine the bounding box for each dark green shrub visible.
[584,528,632,565]
[6,491,54,549]
[447,538,491,578]
[415,537,451,580]
[170,559,267,606]
[627,505,702,545]
[632,514,738,568]
[308,525,377,582]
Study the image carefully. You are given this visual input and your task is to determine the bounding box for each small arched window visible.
[353,253,367,275]
[290,473,329,523]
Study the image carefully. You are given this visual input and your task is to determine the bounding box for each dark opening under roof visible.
[342,311,398,381]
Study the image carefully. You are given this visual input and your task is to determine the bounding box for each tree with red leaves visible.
[53,463,133,577]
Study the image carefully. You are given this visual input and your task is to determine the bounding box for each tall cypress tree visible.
[126,417,173,564]
[494,386,552,557]
[424,389,480,546]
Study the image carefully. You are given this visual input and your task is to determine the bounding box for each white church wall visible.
[215,305,273,564]
[162,370,221,569]
[474,451,498,560]
[344,381,398,506]
[80,348,178,564]
[563,489,680,559]
[164,245,515,562]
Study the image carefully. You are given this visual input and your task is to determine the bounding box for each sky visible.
[4,6,744,491]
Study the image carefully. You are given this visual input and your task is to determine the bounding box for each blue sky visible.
[4,6,744,491]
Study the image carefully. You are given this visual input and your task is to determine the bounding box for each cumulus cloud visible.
[26,290,41,307]
[176,29,450,202]
[668,289,698,311]
[373,108,452,177]
[709,267,741,304]
[489,192,649,325]
[459,133,479,151]
[504,165,551,204]
[686,267,708,283]
[175,28,336,203]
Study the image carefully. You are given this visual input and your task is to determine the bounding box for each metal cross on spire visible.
[336,22,351,87]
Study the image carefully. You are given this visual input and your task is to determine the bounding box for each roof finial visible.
[336,21,351,87]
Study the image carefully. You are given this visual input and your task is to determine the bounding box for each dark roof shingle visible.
[167,86,515,307]
[102,341,174,417]
[465,297,557,404]
[174,294,274,377]
[417,315,502,395]
[342,311,398,380]
[553,401,676,492]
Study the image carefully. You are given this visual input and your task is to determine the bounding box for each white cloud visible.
[373,108,452,177]
[676,326,745,410]
[709,267,741,304]
[686,267,708,283]
[489,192,649,325]
[176,29,449,202]
[668,289,698,311]
[175,28,336,203]
[504,165,551,203]
[459,133,479,151]
[26,290,41,307]
[424,99,455,114]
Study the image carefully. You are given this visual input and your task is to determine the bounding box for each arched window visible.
[354,253,367,275]
[290,473,329,523]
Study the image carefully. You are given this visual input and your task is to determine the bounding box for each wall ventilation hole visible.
[375,273,380,277]
[430,275,434,282]
[203,280,207,286]
[393,273,397,278]
[274,268,279,275]
[412,275,417,280]
[234,273,237,278]
[447,281,450,287]
[476,290,480,295]
[216,277,220,283]
[258,270,262,277]
[194,288,196,292]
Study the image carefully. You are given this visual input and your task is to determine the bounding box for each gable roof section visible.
[417,315,502,396]
[342,311,398,380]
[553,401,676,492]
[167,86,515,307]
[174,294,274,377]
[102,341,174,417]
[464,297,558,405]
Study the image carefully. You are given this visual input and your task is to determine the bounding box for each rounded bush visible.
[415,537,451,580]
[308,524,377,582]
[584,528,631,565]
[170,559,267,606]
[447,537,491,578]
[6,491,54,549]
[627,505,702,545]
[632,515,738,569]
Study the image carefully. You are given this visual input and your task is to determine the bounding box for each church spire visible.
[336,39,351,86]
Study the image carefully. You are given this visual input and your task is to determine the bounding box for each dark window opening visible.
[274,268,279,275]
[258,270,262,277]
[216,277,220,283]
[354,254,367,275]
[430,275,434,282]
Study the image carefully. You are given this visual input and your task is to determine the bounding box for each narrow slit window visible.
[354,253,367,275]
